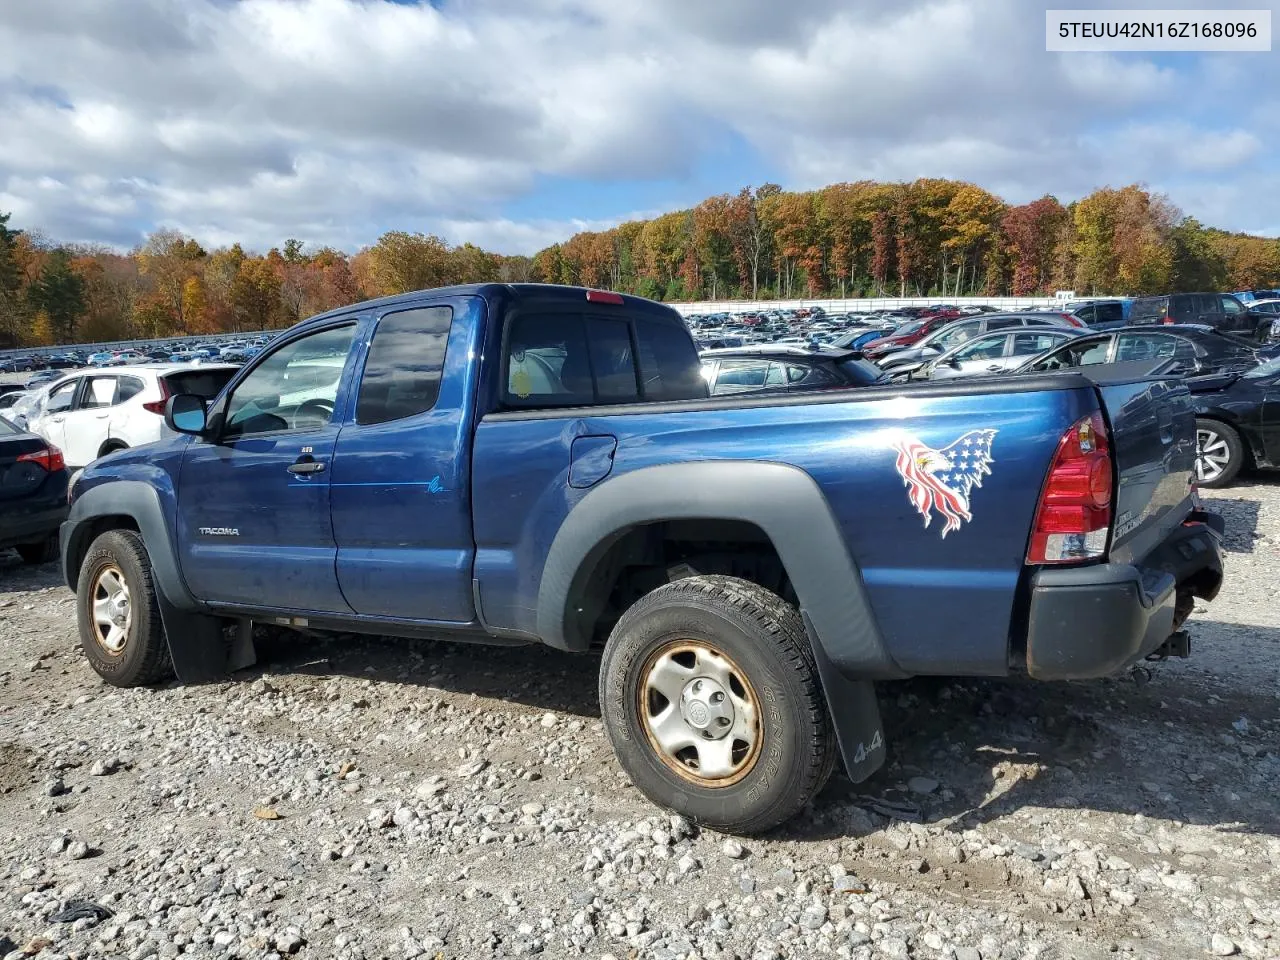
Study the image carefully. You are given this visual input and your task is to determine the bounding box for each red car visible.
[863,314,964,357]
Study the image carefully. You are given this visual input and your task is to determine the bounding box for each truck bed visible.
[471,370,1197,679]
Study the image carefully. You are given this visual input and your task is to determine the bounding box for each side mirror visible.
[165,394,208,436]
[948,356,962,368]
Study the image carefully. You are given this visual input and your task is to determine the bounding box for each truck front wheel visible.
[75,530,174,687]
[599,575,835,834]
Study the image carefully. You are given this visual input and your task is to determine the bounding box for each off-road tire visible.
[16,534,59,565]
[1194,418,1245,488]
[599,575,836,835]
[76,530,173,687]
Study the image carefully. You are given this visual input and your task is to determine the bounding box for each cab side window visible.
[223,324,356,439]
[356,307,453,425]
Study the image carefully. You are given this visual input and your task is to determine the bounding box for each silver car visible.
[923,328,1082,380]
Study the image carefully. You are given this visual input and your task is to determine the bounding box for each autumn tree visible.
[360,232,451,297]
[0,212,27,346]
[137,230,206,331]
[28,248,86,342]
[1002,197,1068,295]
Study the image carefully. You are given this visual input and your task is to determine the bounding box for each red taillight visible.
[18,444,66,473]
[1027,412,1113,564]
[585,289,624,305]
[143,379,172,415]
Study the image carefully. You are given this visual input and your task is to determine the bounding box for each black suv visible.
[1127,293,1265,339]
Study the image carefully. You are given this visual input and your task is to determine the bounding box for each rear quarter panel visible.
[472,385,1094,676]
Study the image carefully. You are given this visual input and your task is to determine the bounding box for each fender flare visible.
[536,461,903,680]
[61,481,233,683]
[62,480,196,610]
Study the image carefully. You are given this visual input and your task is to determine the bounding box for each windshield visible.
[1243,356,1280,379]
[893,320,925,336]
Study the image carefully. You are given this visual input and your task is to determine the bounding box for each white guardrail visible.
[667,296,1064,316]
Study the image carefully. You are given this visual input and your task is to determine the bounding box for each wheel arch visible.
[62,480,194,609]
[536,461,902,680]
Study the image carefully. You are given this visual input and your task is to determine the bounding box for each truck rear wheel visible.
[75,530,173,687]
[599,575,835,834]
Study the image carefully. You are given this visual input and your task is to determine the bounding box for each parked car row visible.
[694,298,1280,490]
[0,337,272,374]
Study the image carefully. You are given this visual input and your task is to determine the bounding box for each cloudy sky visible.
[0,0,1276,255]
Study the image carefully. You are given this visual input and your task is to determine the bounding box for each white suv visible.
[29,364,239,468]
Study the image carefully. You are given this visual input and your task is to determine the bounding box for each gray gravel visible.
[0,483,1277,959]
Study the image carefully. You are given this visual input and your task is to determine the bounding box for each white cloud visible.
[0,0,1274,255]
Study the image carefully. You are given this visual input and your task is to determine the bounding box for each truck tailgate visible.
[1093,375,1198,566]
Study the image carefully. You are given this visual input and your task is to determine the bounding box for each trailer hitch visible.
[1146,629,1191,662]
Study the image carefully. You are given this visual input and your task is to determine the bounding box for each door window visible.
[45,380,78,414]
[79,377,119,409]
[786,363,836,386]
[951,336,1008,362]
[117,377,145,403]
[1030,337,1112,370]
[1115,333,1178,362]
[932,324,976,350]
[1012,332,1068,354]
[356,306,452,425]
[223,324,355,439]
[985,317,1024,330]
[1221,296,1243,315]
[711,360,770,394]
[1074,305,1097,323]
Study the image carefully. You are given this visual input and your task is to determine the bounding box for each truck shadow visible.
[254,620,1279,844]
[805,631,1279,843]
[1205,495,1262,553]
[9,551,1272,845]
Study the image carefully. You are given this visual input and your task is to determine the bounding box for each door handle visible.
[288,460,326,475]
[94,414,110,419]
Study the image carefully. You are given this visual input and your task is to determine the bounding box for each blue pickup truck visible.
[61,284,1224,833]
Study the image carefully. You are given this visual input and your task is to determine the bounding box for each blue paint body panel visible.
[64,283,1208,685]
[471,385,1083,675]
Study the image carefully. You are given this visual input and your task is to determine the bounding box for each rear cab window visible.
[504,307,706,408]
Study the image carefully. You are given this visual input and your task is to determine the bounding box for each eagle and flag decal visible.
[891,429,998,538]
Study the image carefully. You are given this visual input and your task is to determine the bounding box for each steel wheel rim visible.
[1195,428,1230,482]
[91,565,132,655]
[638,639,762,787]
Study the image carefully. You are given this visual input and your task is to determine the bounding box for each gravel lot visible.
[0,484,1277,960]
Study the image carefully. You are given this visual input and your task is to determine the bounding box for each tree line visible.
[1,179,1278,347]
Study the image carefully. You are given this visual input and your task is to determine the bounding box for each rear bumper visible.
[0,476,69,550]
[1025,512,1223,680]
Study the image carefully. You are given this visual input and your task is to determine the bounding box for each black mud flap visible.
[803,612,886,783]
[156,595,245,683]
